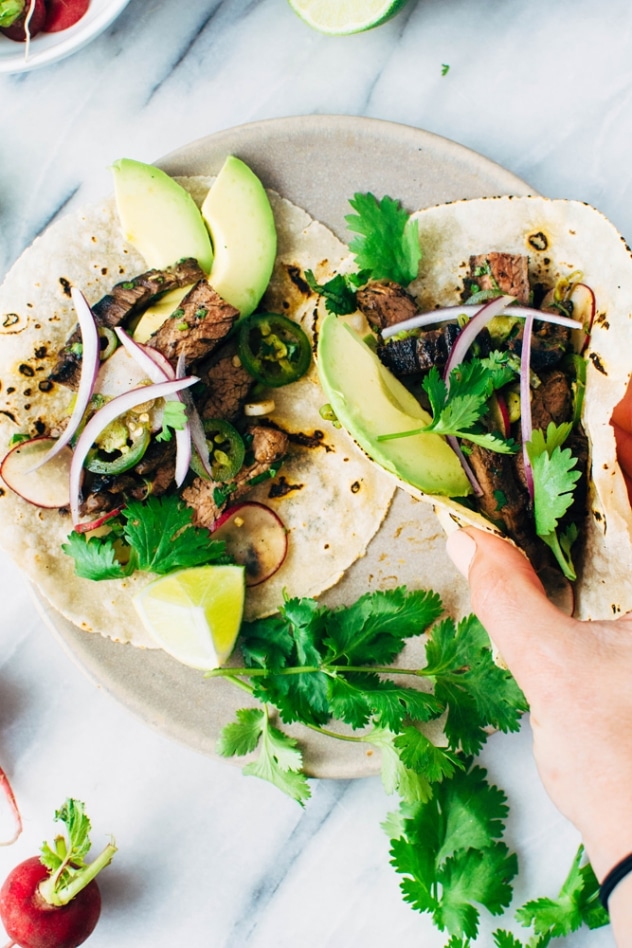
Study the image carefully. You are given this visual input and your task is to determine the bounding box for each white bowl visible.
[0,0,131,73]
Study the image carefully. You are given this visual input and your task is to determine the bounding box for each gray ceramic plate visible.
[40,115,532,779]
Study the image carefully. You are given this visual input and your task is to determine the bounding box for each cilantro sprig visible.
[62,495,228,581]
[526,422,582,580]
[305,192,421,316]
[378,356,519,454]
[213,588,525,808]
[346,192,422,286]
[208,583,605,944]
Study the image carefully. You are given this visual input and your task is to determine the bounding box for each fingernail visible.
[446,530,476,578]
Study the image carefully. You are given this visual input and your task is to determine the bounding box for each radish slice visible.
[211,501,288,587]
[0,768,22,847]
[26,288,100,473]
[114,329,193,487]
[69,376,198,526]
[380,301,582,340]
[1,437,71,509]
[74,506,124,535]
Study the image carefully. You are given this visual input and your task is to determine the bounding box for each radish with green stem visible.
[0,799,116,948]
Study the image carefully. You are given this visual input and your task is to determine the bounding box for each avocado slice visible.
[317,313,471,497]
[112,158,214,274]
[201,156,277,317]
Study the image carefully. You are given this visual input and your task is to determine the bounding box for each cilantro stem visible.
[207,664,429,679]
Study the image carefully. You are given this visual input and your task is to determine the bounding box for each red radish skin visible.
[43,0,90,32]
[0,768,22,846]
[0,856,101,948]
[1,0,46,40]
[0,437,72,510]
[212,501,288,586]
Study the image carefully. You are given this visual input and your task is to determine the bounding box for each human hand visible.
[446,527,632,887]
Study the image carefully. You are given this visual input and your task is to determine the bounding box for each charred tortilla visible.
[414,196,632,620]
[0,177,396,647]
[320,196,632,620]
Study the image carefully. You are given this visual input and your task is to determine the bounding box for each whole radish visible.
[0,0,46,41]
[0,799,116,948]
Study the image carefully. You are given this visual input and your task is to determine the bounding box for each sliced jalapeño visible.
[238,312,311,387]
[85,425,150,475]
[191,418,246,482]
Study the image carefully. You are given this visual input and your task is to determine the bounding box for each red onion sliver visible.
[26,288,101,473]
[380,301,582,340]
[114,330,193,488]
[520,313,535,500]
[0,767,22,846]
[69,376,199,526]
[447,435,483,497]
[443,295,515,382]
[174,355,215,480]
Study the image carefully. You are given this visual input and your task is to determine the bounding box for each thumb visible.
[446,527,571,686]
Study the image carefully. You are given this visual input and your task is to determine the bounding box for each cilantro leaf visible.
[323,586,443,666]
[304,269,369,316]
[423,615,527,755]
[61,531,130,581]
[345,192,422,286]
[421,362,518,453]
[368,727,433,804]
[155,399,187,443]
[218,706,311,806]
[122,496,227,574]
[526,423,582,580]
[389,764,517,939]
[216,707,265,757]
[329,673,441,730]
[380,360,518,453]
[63,495,228,581]
[516,845,608,937]
[393,726,464,784]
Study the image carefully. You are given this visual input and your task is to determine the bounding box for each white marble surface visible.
[0,0,630,944]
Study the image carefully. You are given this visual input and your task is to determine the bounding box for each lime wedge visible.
[288,0,410,34]
[133,565,245,670]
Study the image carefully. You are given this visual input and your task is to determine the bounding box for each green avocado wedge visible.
[201,156,277,317]
[317,313,471,497]
[112,158,214,274]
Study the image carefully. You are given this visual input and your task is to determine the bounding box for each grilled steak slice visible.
[356,280,418,330]
[504,320,571,370]
[182,425,288,528]
[467,445,543,565]
[530,368,573,430]
[469,252,531,304]
[92,258,204,327]
[51,259,205,388]
[147,281,238,369]
[198,340,254,423]
[378,323,462,377]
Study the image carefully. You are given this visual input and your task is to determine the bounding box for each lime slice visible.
[288,0,410,34]
[133,565,245,670]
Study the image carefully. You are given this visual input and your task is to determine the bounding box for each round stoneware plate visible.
[0,0,131,74]
[38,115,532,779]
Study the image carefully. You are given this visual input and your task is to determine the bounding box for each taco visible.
[0,167,397,648]
[316,195,632,620]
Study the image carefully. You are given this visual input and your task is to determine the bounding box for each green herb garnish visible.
[62,495,228,580]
